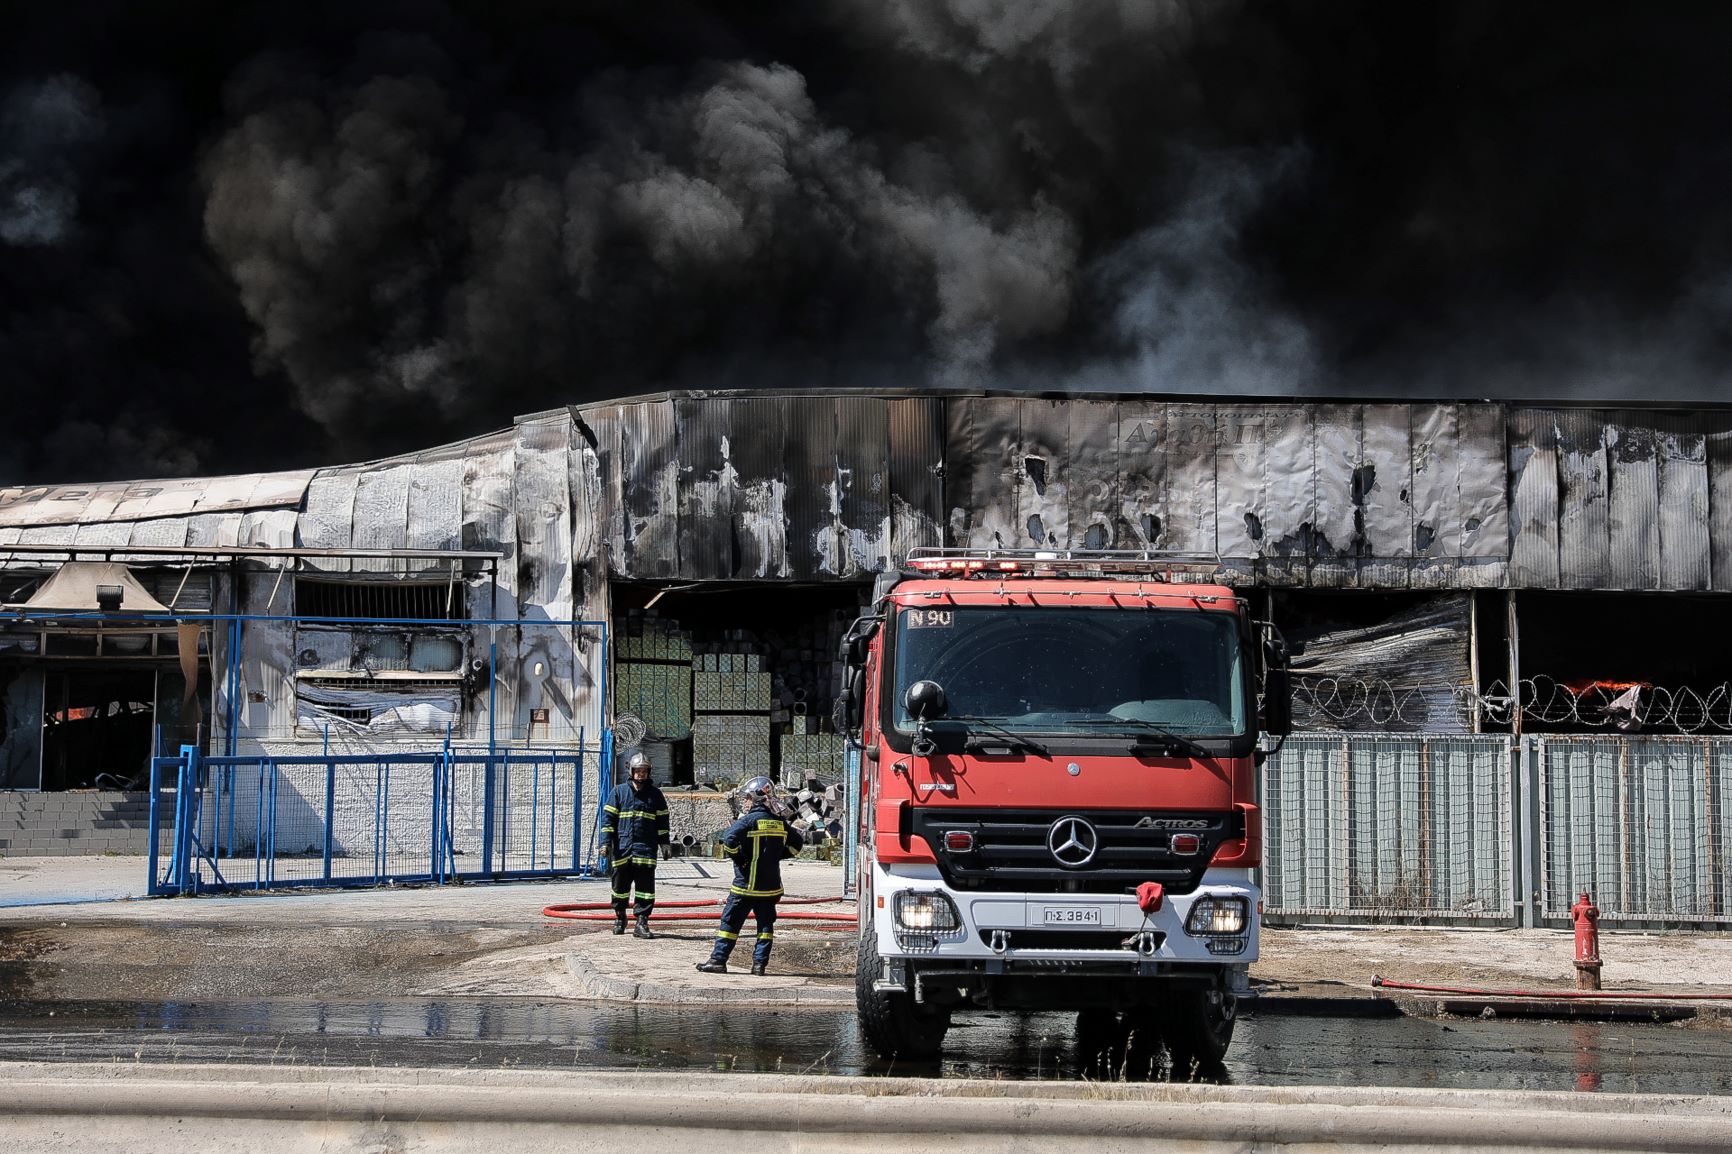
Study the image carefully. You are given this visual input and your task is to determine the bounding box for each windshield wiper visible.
[1067,717,1209,757]
[946,716,1050,757]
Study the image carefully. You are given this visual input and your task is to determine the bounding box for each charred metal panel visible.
[677,397,743,579]
[514,416,580,744]
[1163,404,1218,561]
[1016,399,1074,549]
[460,428,518,619]
[576,405,626,580]
[618,401,679,579]
[297,472,359,568]
[945,397,1023,550]
[835,394,892,575]
[513,417,574,618]
[888,397,944,555]
[0,469,314,529]
[1454,402,1509,587]
[1358,405,1413,588]
[786,396,834,576]
[406,458,464,554]
[1656,414,1711,591]
[1261,405,1315,586]
[1711,420,1732,592]
[1115,401,1169,549]
[126,518,192,550]
[71,520,134,548]
[1606,418,1660,590]
[1509,410,1561,587]
[675,393,793,575]
[567,428,607,614]
[1554,409,1611,590]
[238,510,298,551]
[727,395,792,579]
[15,524,76,553]
[187,513,243,550]
[1062,400,1119,551]
[350,464,413,574]
[1216,406,1269,579]
[1409,405,1461,589]
[1310,404,1360,588]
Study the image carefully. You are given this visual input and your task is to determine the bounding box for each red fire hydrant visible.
[1571,891,1602,990]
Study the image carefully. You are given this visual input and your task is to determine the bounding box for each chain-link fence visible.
[1262,734,1514,923]
[1535,736,1732,925]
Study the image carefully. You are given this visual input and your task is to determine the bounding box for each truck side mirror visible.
[1259,624,1292,737]
[836,665,867,740]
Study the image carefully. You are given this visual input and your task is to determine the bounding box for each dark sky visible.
[5,1,1732,484]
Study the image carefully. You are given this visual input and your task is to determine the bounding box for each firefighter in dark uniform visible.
[600,751,671,938]
[696,776,804,975]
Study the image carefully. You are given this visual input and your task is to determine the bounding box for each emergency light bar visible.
[903,547,1224,580]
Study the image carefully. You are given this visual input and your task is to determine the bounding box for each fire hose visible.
[1371,976,1732,1001]
[543,895,858,930]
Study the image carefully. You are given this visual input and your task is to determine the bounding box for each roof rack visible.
[902,547,1224,580]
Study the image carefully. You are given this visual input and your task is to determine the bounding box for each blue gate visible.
[149,735,608,895]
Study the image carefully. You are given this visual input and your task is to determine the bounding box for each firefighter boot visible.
[751,962,767,976]
[633,912,655,939]
[612,909,627,935]
[694,959,727,974]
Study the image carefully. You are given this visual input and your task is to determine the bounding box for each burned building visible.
[2,390,1729,925]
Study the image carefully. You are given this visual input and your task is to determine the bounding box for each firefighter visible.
[599,751,671,938]
[695,776,804,976]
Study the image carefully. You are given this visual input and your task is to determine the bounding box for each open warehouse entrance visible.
[608,581,870,788]
[1511,591,1732,734]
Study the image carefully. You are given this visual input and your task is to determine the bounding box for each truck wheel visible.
[855,933,949,1060]
[1162,985,1236,1074]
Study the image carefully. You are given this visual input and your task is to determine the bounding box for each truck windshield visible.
[892,605,1246,737]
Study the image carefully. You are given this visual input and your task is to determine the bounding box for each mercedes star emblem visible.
[1047,815,1098,867]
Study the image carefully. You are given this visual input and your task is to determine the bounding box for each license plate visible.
[1041,906,1102,926]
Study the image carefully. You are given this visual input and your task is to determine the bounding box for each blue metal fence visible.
[149,735,607,895]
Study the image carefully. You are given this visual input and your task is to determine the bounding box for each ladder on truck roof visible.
[901,546,1224,580]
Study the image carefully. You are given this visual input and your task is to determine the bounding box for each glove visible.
[660,844,672,861]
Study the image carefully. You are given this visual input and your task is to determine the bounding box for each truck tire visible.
[1161,984,1236,1073]
[855,932,950,1060]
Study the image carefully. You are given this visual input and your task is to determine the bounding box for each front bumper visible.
[871,863,1259,968]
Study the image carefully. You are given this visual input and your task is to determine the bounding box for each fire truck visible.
[837,548,1290,1066]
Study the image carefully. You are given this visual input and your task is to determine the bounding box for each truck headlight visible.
[894,891,960,931]
[1185,895,1248,936]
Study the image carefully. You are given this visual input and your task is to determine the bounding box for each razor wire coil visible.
[1294,676,1732,733]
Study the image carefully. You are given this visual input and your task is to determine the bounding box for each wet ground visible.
[2,997,1730,1095]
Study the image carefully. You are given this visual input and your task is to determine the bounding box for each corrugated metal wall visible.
[572,394,1732,589]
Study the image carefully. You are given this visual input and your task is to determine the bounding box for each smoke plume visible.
[4,1,1732,483]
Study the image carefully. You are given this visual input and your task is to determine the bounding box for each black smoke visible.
[5,1,1732,484]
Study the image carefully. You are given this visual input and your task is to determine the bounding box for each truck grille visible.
[910,808,1239,894]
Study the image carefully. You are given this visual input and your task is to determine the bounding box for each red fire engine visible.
[837,548,1291,1066]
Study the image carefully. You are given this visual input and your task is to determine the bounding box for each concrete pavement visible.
[3,854,1732,1018]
